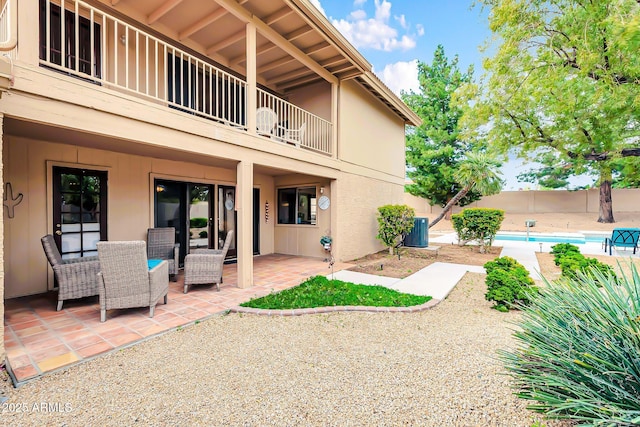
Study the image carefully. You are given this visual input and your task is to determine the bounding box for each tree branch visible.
[567,147,640,161]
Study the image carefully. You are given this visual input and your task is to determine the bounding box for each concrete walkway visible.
[330,232,618,300]
[330,262,485,300]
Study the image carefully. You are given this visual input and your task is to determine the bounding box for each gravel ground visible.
[1,273,571,427]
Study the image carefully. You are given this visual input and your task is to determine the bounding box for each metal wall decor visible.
[3,182,23,219]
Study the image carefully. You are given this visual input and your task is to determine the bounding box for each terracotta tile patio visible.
[4,254,349,385]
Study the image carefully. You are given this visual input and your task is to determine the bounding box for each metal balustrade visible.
[0,0,17,59]
[37,0,334,155]
[258,88,332,155]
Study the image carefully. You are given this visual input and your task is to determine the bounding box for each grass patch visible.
[240,275,432,309]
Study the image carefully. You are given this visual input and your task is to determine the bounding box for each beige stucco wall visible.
[335,173,405,262]
[3,135,277,298]
[405,189,640,215]
[287,80,331,122]
[0,115,5,363]
[273,174,332,259]
[338,80,406,179]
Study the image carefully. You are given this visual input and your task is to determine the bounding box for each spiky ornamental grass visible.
[500,263,640,426]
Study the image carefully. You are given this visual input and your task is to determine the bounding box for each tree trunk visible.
[598,178,615,223]
[429,187,470,228]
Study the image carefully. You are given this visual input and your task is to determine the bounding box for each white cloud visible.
[375,60,420,96]
[308,0,326,16]
[374,0,391,21]
[350,9,367,20]
[395,14,408,30]
[329,0,420,52]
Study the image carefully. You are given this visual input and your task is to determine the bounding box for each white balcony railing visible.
[258,88,332,155]
[38,0,333,156]
[40,0,247,129]
[0,0,17,58]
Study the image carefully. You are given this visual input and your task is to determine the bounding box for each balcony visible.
[35,0,339,156]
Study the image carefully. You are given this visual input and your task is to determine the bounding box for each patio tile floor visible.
[4,254,348,385]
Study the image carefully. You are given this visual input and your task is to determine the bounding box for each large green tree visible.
[463,0,640,223]
[403,45,481,217]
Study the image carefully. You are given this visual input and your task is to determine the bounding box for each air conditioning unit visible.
[404,217,429,248]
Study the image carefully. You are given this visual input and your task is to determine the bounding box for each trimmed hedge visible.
[376,204,415,254]
[484,256,538,312]
[452,208,504,253]
[550,243,617,284]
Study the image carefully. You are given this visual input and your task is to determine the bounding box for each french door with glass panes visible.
[52,167,107,259]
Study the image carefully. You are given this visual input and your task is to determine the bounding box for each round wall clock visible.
[318,195,330,210]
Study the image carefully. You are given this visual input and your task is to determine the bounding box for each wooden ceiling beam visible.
[258,56,295,74]
[319,55,347,68]
[277,74,322,91]
[212,0,336,83]
[267,67,313,85]
[148,0,184,25]
[231,25,313,66]
[178,7,227,40]
[206,29,245,55]
[264,6,293,25]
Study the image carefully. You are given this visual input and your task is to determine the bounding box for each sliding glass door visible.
[155,179,258,264]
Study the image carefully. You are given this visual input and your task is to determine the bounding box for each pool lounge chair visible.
[603,228,640,255]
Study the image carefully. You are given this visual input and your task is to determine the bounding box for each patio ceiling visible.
[103,0,368,92]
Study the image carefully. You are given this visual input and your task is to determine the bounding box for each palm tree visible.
[429,152,504,228]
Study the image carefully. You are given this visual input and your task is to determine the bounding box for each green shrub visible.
[190,217,208,228]
[500,265,640,425]
[484,256,537,312]
[550,243,581,266]
[452,208,504,253]
[199,230,208,238]
[551,243,617,284]
[376,205,415,254]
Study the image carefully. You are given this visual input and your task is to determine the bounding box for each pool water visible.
[494,234,604,244]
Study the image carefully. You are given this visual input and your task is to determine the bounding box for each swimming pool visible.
[494,233,605,244]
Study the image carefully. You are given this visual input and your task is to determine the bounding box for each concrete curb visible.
[228,298,441,316]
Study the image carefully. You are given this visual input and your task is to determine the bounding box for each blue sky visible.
[310,0,593,190]
[312,0,491,94]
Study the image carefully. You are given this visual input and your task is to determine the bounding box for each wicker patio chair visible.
[96,241,169,322]
[147,227,180,281]
[183,230,234,293]
[41,234,101,311]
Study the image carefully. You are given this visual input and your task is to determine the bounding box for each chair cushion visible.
[147,259,163,270]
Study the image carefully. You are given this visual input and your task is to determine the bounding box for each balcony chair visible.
[256,107,277,136]
[96,241,169,322]
[603,228,640,255]
[147,227,179,281]
[41,234,101,311]
[183,230,234,294]
[277,122,306,147]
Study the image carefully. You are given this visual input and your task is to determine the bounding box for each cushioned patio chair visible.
[603,228,640,255]
[147,227,179,281]
[183,230,234,293]
[96,241,169,322]
[41,234,101,311]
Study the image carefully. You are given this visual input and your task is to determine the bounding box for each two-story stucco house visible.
[0,0,420,366]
